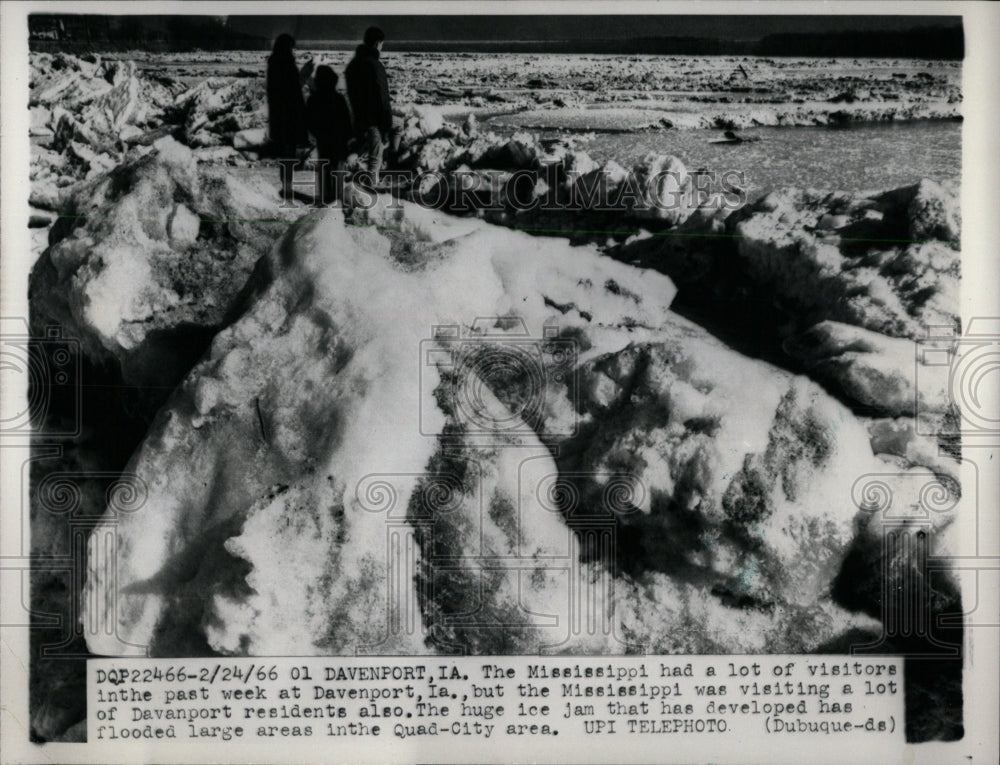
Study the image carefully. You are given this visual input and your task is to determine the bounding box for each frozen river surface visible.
[486,119,961,197]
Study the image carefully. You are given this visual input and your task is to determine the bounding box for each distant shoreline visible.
[29,41,965,63]
[28,26,963,59]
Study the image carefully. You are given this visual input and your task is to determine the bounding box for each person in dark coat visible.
[345,26,392,184]
[267,33,311,194]
[306,66,353,203]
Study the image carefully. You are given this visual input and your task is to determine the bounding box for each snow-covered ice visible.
[80,198,954,658]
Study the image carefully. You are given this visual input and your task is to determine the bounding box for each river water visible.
[486,119,961,198]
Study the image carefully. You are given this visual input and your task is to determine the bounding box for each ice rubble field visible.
[123,50,962,122]
[26,52,964,742]
[28,50,962,235]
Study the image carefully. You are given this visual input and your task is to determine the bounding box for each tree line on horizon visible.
[28,15,963,60]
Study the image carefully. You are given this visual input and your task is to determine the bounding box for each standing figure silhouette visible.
[267,33,311,196]
[306,65,353,203]
[345,26,392,186]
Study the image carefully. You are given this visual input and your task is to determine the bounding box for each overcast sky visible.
[219,15,961,44]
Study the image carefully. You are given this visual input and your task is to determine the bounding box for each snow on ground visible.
[31,137,300,389]
[80,195,957,659]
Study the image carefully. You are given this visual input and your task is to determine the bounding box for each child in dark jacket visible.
[306,66,353,203]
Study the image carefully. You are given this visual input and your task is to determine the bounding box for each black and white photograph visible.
[1,2,998,763]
